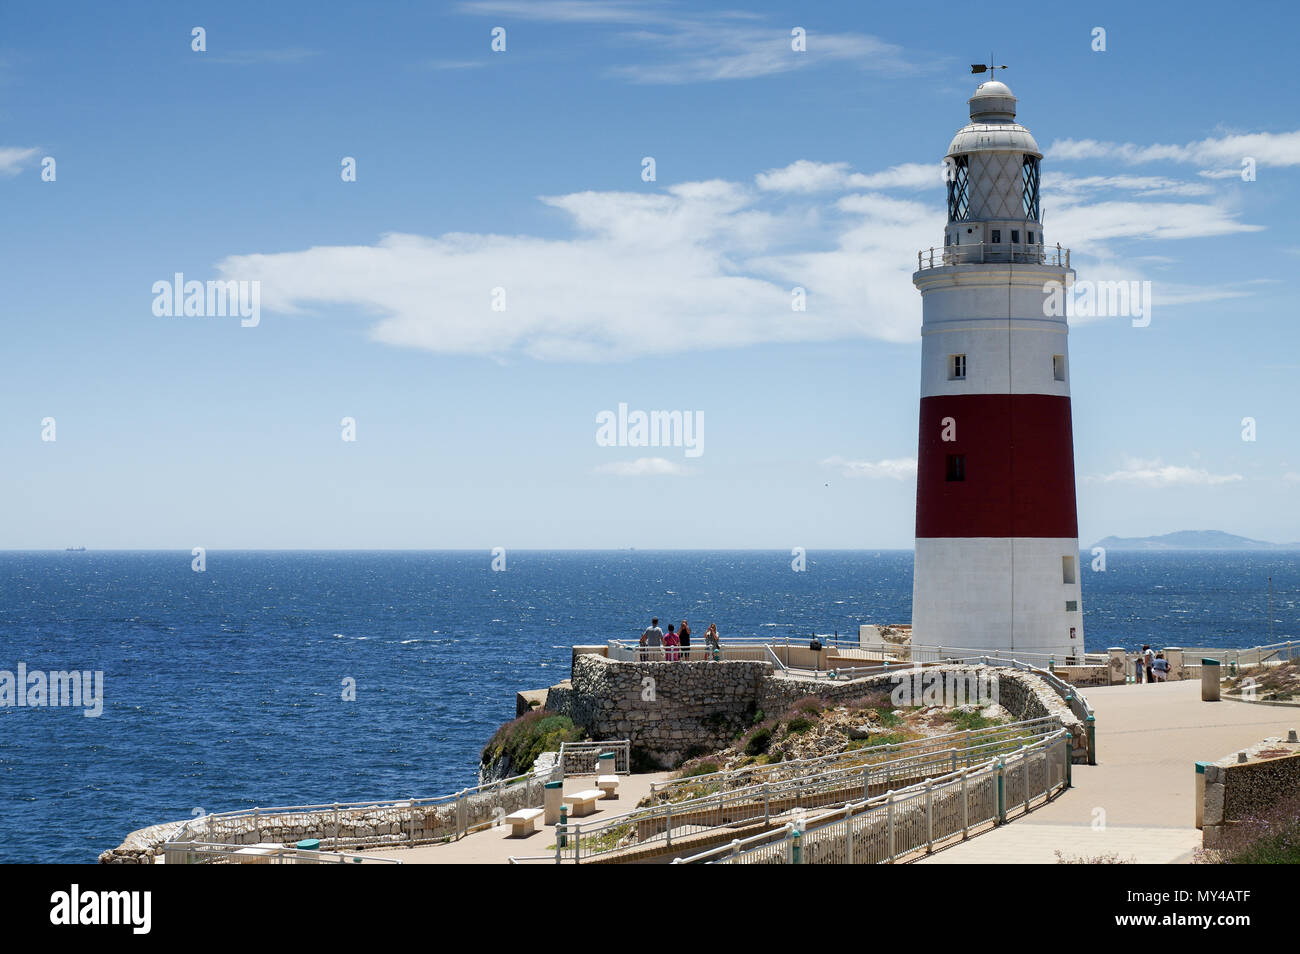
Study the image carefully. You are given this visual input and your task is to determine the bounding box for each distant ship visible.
[65,546,87,552]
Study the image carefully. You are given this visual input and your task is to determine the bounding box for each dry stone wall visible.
[546,656,1087,769]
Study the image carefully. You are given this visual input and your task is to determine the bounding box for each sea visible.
[1,549,1296,864]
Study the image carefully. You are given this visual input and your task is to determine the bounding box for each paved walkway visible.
[372,771,673,864]
[919,679,1297,864]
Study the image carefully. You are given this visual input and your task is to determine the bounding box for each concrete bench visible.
[564,789,604,817]
[504,808,544,838]
[596,775,620,799]
[232,843,286,864]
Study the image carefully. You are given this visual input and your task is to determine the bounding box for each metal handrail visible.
[555,727,1067,863]
[916,242,1070,270]
[165,842,404,864]
[674,730,1070,864]
[649,715,1059,801]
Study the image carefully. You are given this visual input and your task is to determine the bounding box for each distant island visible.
[1091,530,1300,551]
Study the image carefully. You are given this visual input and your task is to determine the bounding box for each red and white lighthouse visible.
[911,78,1083,660]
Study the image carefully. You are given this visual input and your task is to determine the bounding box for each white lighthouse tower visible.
[911,76,1084,661]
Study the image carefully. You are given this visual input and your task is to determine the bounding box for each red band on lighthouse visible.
[915,393,1079,539]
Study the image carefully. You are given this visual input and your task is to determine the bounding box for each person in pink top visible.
[663,623,680,662]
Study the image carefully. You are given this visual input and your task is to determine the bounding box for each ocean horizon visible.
[2,548,1295,864]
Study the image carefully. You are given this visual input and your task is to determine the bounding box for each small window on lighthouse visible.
[949,354,967,380]
[1062,556,1076,585]
[945,454,965,482]
[1011,230,1020,244]
[1053,354,1066,381]
[991,229,1001,244]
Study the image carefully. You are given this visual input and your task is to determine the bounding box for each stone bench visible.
[596,775,620,799]
[564,789,604,817]
[233,843,286,863]
[504,808,544,838]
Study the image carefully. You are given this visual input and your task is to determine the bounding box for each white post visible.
[925,780,934,853]
[886,791,895,862]
[844,805,853,864]
[961,769,969,839]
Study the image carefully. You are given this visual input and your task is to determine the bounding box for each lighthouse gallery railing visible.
[916,242,1070,270]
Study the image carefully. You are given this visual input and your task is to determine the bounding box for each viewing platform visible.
[916,242,1070,270]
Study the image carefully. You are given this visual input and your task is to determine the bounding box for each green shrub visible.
[744,726,773,756]
[876,709,903,728]
[481,709,583,773]
[680,761,720,778]
[945,709,1002,732]
[784,716,814,737]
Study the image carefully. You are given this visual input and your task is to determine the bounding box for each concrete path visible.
[372,771,673,864]
[919,679,1297,864]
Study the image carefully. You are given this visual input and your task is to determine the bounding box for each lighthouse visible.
[911,76,1084,661]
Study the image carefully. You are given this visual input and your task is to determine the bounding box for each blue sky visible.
[2,0,1298,549]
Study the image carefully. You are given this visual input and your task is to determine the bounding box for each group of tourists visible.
[637,617,722,661]
[1135,644,1170,683]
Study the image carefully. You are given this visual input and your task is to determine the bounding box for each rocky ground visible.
[674,690,1011,778]
[1224,659,1300,701]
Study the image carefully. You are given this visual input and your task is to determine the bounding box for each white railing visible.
[163,741,628,858]
[554,726,1069,863]
[853,641,1104,669]
[163,842,404,864]
[607,634,856,663]
[558,740,631,775]
[673,730,1071,864]
[916,242,1070,270]
[1177,640,1297,669]
[649,716,1059,803]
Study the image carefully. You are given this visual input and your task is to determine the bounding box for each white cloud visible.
[0,146,39,176]
[594,456,689,477]
[756,160,941,193]
[217,174,934,360]
[458,1,921,84]
[1086,458,1244,487]
[1043,172,1213,199]
[822,456,917,479]
[215,150,1270,361]
[1046,130,1300,169]
[1050,200,1263,249]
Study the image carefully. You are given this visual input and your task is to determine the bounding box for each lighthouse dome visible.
[947,80,1040,158]
[968,80,1017,121]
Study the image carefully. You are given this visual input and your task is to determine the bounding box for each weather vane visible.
[970,57,1009,77]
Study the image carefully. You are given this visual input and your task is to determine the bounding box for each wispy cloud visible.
[1043,172,1214,199]
[215,141,1272,361]
[423,59,490,71]
[1086,457,1244,487]
[0,146,39,176]
[208,48,320,66]
[822,456,917,480]
[1046,130,1300,174]
[594,456,690,477]
[458,1,922,84]
[756,160,940,194]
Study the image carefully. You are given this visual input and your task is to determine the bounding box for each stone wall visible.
[1202,734,1300,850]
[545,656,1088,769]
[99,772,554,864]
[546,656,771,767]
